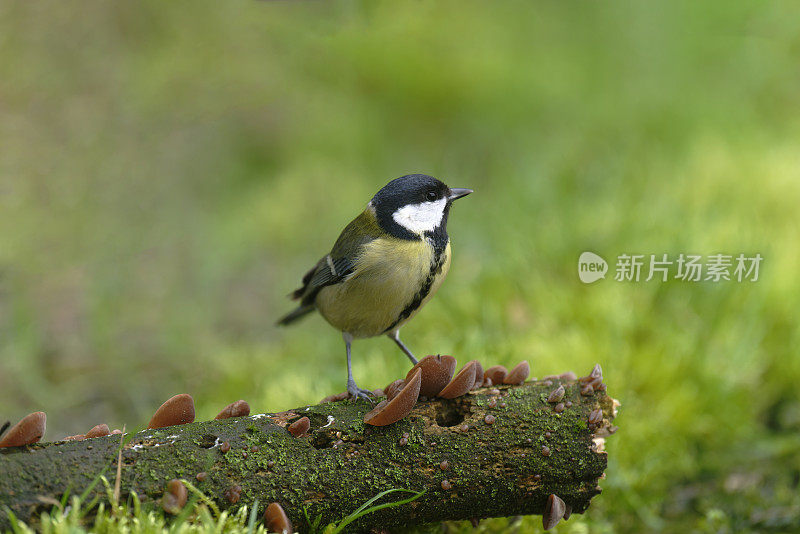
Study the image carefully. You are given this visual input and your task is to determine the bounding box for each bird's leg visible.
[388,330,419,365]
[344,332,374,403]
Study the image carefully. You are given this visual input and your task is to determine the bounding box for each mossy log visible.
[0,378,618,532]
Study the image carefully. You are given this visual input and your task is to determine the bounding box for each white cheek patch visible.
[392,198,447,234]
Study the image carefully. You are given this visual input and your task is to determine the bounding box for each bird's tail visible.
[276,304,315,326]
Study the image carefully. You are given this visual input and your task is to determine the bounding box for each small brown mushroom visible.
[553,403,565,413]
[215,400,250,420]
[224,484,242,504]
[0,412,46,448]
[287,416,310,437]
[320,391,350,403]
[85,424,110,439]
[162,479,187,515]
[111,429,123,435]
[364,368,422,426]
[588,408,603,425]
[406,355,457,397]
[483,365,508,385]
[439,360,478,399]
[579,363,603,384]
[63,434,86,442]
[148,394,195,429]
[580,384,594,396]
[384,379,406,401]
[469,360,485,389]
[591,363,602,379]
[264,502,293,534]
[542,493,566,530]
[503,361,530,385]
[559,371,578,380]
[547,385,565,403]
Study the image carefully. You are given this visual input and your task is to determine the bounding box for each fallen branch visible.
[0,377,618,532]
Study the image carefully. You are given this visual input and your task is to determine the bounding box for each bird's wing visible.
[290,209,382,304]
[291,253,357,305]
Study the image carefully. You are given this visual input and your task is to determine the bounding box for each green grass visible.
[4,478,424,534]
[2,1,800,532]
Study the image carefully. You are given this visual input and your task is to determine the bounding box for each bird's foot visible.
[347,381,375,404]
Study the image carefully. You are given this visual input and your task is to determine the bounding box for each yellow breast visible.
[315,239,451,338]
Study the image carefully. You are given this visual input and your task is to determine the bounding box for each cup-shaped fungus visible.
[215,400,251,420]
[547,385,565,403]
[384,379,406,401]
[161,479,188,515]
[406,355,456,397]
[439,360,479,399]
[469,360,485,389]
[483,365,508,385]
[148,394,195,429]
[588,408,603,425]
[542,493,566,530]
[365,368,422,426]
[320,391,349,403]
[287,416,310,437]
[579,363,603,387]
[85,424,110,439]
[264,502,293,534]
[0,412,46,448]
[504,361,530,385]
[224,484,242,504]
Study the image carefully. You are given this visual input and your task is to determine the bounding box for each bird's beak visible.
[449,188,473,201]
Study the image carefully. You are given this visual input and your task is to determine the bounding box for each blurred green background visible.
[2,1,799,532]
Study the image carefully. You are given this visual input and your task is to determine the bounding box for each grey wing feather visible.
[280,209,380,327]
[291,254,355,305]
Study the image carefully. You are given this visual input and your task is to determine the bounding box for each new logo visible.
[578,252,608,284]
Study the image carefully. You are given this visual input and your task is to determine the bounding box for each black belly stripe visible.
[382,241,448,334]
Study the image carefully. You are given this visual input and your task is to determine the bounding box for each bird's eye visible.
[426,190,437,201]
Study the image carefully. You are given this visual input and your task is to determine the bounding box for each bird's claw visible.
[347,382,375,404]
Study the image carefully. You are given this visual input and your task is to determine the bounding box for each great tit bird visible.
[278,174,472,401]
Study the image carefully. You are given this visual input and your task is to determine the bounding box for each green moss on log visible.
[0,378,617,533]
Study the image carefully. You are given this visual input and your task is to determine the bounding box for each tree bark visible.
[0,378,618,532]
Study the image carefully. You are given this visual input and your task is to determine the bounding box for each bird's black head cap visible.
[372,174,450,211]
[370,174,458,247]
